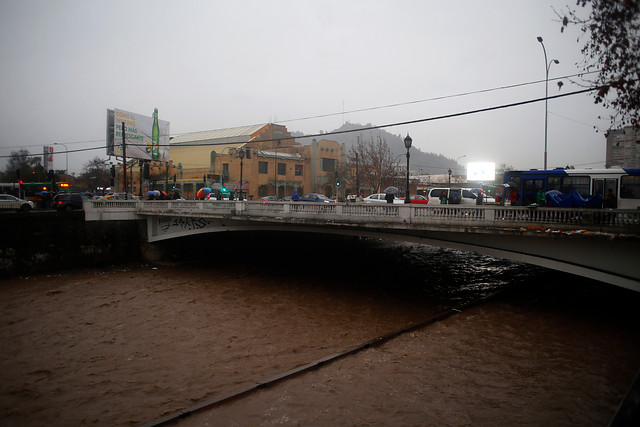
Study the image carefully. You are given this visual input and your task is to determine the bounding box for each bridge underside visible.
[146,215,640,293]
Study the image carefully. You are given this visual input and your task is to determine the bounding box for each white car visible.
[426,188,494,205]
[0,194,34,211]
[362,193,405,204]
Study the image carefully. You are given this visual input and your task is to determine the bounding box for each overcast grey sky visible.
[1,0,610,174]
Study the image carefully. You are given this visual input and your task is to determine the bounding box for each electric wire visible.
[0,85,601,160]
[272,70,601,125]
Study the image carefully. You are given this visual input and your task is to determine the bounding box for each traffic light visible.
[245,148,251,159]
[110,165,116,177]
[15,169,20,180]
[143,163,150,179]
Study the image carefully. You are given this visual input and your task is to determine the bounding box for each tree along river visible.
[1,232,639,426]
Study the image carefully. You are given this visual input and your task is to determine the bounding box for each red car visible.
[401,195,429,204]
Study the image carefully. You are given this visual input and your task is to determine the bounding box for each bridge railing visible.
[85,200,640,230]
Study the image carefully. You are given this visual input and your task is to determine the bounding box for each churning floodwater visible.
[170,230,542,306]
[2,231,638,426]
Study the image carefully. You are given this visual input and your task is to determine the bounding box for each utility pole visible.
[122,121,127,194]
[355,152,360,195]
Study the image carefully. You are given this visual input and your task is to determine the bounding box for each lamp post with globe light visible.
[404,134,412,204]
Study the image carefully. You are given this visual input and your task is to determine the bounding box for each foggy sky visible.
[0,0,611,175]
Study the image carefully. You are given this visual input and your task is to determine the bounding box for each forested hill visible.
[291,122,462,174]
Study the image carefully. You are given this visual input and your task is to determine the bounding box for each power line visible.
[272,71,601,125]
[0,85,601,159]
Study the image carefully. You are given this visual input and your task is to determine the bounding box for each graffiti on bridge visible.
[159,217,213,233]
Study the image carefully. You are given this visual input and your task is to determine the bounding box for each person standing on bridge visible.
[292,189,299,201]
[385,192,394,204]
[536,188,546,207]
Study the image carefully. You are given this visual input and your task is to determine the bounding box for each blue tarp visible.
[545,189,604,208]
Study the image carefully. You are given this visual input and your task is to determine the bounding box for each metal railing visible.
[85,200,640,230]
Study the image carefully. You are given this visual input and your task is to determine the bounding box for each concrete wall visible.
[0,212,145,277]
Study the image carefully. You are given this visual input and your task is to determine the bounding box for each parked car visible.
[53,193,85,211]
[0,194,34,212]
[259,195,278,202]
[298,193,334,203]
[363,193,404,204]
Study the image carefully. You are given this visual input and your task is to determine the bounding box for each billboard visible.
[467,162,495,181]
[43,146,54,170]
[106,108,170,162]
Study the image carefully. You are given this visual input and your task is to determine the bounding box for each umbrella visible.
[383,186,399,195]
[196,187,212,199]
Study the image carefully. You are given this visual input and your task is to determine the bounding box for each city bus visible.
[1,182,74,201]
[503,168,640,209]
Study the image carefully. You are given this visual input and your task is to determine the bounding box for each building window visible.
[295,164,303,176]
[322,158,336,172]
[277,163,286,175]
[259,161,268,174]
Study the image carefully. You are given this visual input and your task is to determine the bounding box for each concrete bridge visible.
[85,200,640,292]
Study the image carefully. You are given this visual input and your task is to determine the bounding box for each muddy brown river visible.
[1,235,639,426]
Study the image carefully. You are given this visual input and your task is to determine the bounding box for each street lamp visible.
[404,133,412,204]
[537,36,559,170]
[238,148,245,201]
[54,142,69,175]
[448,168,452,187]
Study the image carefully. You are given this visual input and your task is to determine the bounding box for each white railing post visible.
[398,204,411,222]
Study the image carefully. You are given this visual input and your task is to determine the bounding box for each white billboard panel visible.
[106,108,170,162]
[467,162,495,181]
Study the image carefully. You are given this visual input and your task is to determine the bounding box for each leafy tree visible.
[1,149,44,182]
[558,0,640,127]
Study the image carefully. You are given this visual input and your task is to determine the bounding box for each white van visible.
[426,188,479,205]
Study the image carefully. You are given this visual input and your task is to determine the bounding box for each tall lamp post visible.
[238,148,245,201]
[404,134,412,204]
[54,142,69,175]
[448,169,452,187]
[537,36,559,171]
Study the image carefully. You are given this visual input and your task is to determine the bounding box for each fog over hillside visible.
[292,122,465,176]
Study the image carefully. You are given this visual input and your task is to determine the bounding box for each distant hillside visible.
[292,122,461,174]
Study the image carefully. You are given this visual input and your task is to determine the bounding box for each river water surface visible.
[1,232,639,426]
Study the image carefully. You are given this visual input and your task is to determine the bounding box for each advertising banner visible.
[43,146,54,170]
[467,162,495,181]
[106,108,170,162]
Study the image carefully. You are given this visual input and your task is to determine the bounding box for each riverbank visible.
[1,260,639,426]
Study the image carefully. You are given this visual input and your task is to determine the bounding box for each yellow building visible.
[168,123,346,200]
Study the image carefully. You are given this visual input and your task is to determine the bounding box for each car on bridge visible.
[363,193,404,204]
[298,193,334,203]
[399,195,429,204]
[53,193,85,211]
[0,194,34,212]
[427,188,481,205]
